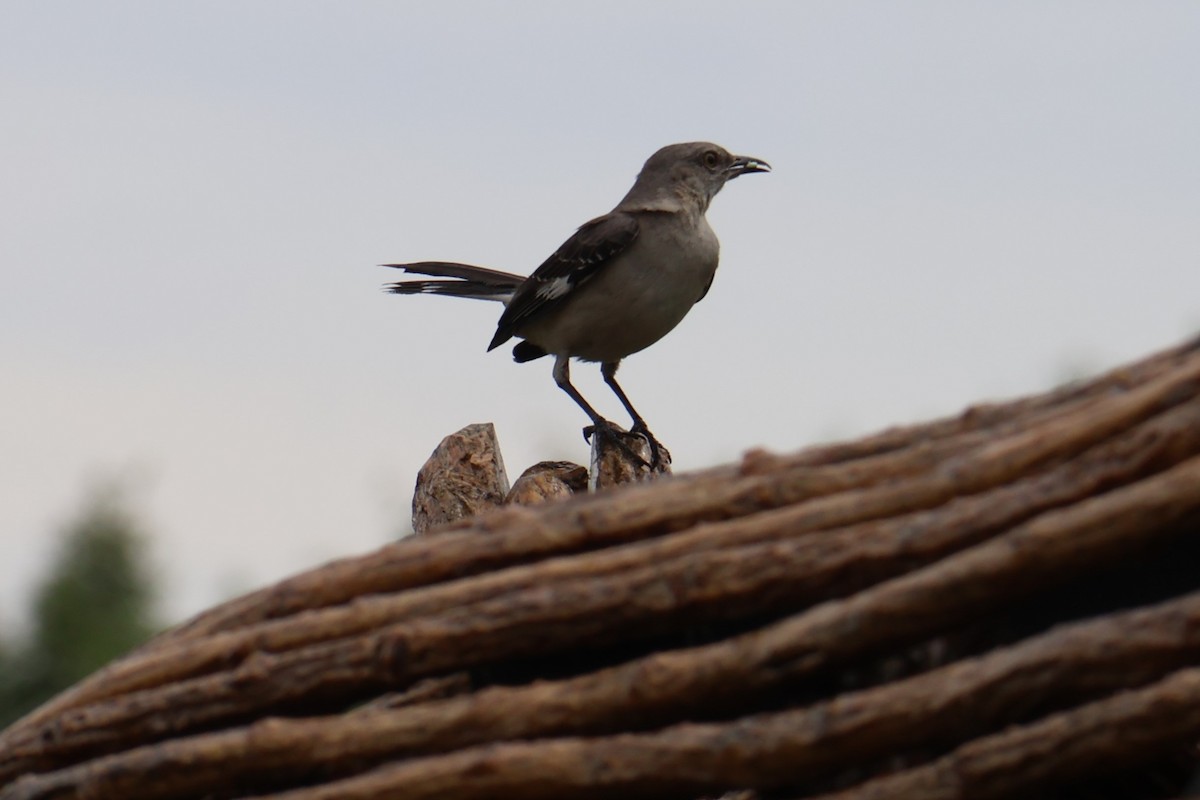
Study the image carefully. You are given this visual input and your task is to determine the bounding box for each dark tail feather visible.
[383,261,524,288]
[382,261,523,303]
[385,280,513,300]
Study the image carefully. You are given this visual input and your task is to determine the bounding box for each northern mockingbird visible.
[384,141,770,466]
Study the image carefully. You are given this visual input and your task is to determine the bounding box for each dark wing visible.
[487,211,640,351]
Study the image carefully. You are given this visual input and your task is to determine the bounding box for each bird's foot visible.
[629,421,667,471]
[582,420,651,468]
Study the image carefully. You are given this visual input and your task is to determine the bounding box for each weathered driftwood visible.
[809,667,1200,800]
[10,587,1200,800]
[1,336,1198,800]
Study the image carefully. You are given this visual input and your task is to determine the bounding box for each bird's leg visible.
[553,356,648,467]
[601,361,664,468]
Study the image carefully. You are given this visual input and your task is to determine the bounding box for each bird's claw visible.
[583,421,668,471]
[582,421,652,468]
[629,421,665,470]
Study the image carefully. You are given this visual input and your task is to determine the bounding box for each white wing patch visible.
[536,275,573,300]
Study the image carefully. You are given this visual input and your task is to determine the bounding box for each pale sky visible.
[3,2,1198,628]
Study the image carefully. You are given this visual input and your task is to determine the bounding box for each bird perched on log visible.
[384,141,770,468]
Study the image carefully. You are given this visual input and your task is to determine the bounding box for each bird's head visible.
[626,142,770,213]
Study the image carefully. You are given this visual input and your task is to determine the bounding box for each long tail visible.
[383,261,523,303]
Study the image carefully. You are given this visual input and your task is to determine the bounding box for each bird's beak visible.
[726,155,771,179]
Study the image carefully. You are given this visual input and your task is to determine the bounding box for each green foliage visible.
[0,486,160,728]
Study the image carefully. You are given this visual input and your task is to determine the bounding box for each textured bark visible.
[231,666,1200,800]
[9,590,1200,800]
[18,357,1200,731]
[348,673,472,713]
[2,336,1198,800]
[810,668,1200,800]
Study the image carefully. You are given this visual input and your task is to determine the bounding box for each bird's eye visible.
[703,151,719,169]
